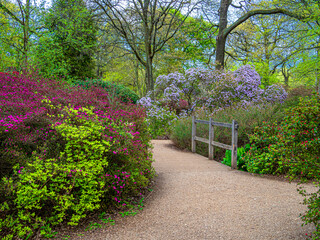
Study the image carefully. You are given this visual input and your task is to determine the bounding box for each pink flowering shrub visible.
[244,93,320,178]
[0,72,154,239]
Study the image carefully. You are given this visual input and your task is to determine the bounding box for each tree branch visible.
[0,2,23,25]
[222,8,307,38]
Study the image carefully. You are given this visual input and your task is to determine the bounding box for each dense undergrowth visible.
[72,78,140,104]
[0,72,154,239]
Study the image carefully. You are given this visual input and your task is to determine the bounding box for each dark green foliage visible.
[35,0,97,79]
[244,93,320,178]
[221,144,250,171]
[73,78,139,103]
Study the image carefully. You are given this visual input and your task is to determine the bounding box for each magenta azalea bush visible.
[0,72,154,239]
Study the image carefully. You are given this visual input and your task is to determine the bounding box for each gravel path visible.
[74,140,316,240]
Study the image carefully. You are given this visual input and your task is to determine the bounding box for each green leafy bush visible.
[0,104,151,239]
[170,115,209,156]
[72,78,139,103]
[244,93,320,178]
[210,103,284,146]
[270,86,313,122]
[221,144,250,171]
[0,106,112,238]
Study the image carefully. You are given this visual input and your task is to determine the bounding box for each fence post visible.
[208,118,214,160]
[231,120,238,169]
[192,116,196,153]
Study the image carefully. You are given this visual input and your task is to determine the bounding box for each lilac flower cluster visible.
[137,65,287,137]
[153,65,287,111]
[263,84,288,103]
[137,97,180,137]
[154,68,214,105]
[137,96,153,108]
[138,98,178,123]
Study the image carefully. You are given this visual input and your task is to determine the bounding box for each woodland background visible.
[1,1,320,239]
[0,0,319,94]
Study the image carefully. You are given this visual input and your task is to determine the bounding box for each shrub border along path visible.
[66,140,316,240]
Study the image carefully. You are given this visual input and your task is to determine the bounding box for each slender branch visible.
[0,2,23,25]
[223,8,307,38]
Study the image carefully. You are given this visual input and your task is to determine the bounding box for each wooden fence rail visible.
[191,116,239,169]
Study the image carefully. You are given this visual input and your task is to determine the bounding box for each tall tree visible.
[0,1,20,71]
[204,0,307,69]
[91,0,201,93]
[155,14,217,72]
[35,0,97,79]
[226,14,303,87]
[0,0,42,68]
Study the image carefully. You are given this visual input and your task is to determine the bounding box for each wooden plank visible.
[231,120,238,169]
[194,119,232,128]
[191,116,196,153]
[208,118,214,160]
[211,121,232,128]
[194,136,209,144]
[195,119,209,124]
[211,141,232,150]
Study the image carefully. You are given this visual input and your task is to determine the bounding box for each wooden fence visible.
[191,116,239,169]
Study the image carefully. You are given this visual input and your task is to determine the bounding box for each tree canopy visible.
[0,0,319,91]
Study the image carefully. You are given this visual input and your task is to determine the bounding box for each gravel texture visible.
[67,140,316,240]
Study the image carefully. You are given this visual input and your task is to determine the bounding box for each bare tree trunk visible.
[144,58,154,97]
[22,0,30,68]
[142,0,155,94]
[134,60,143,97]
[146,57,153,92]
[215,36,227,70]
[282,65,290,87]
[215,0,230,69]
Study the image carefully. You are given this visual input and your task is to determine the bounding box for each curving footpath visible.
[83,140,316,240]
